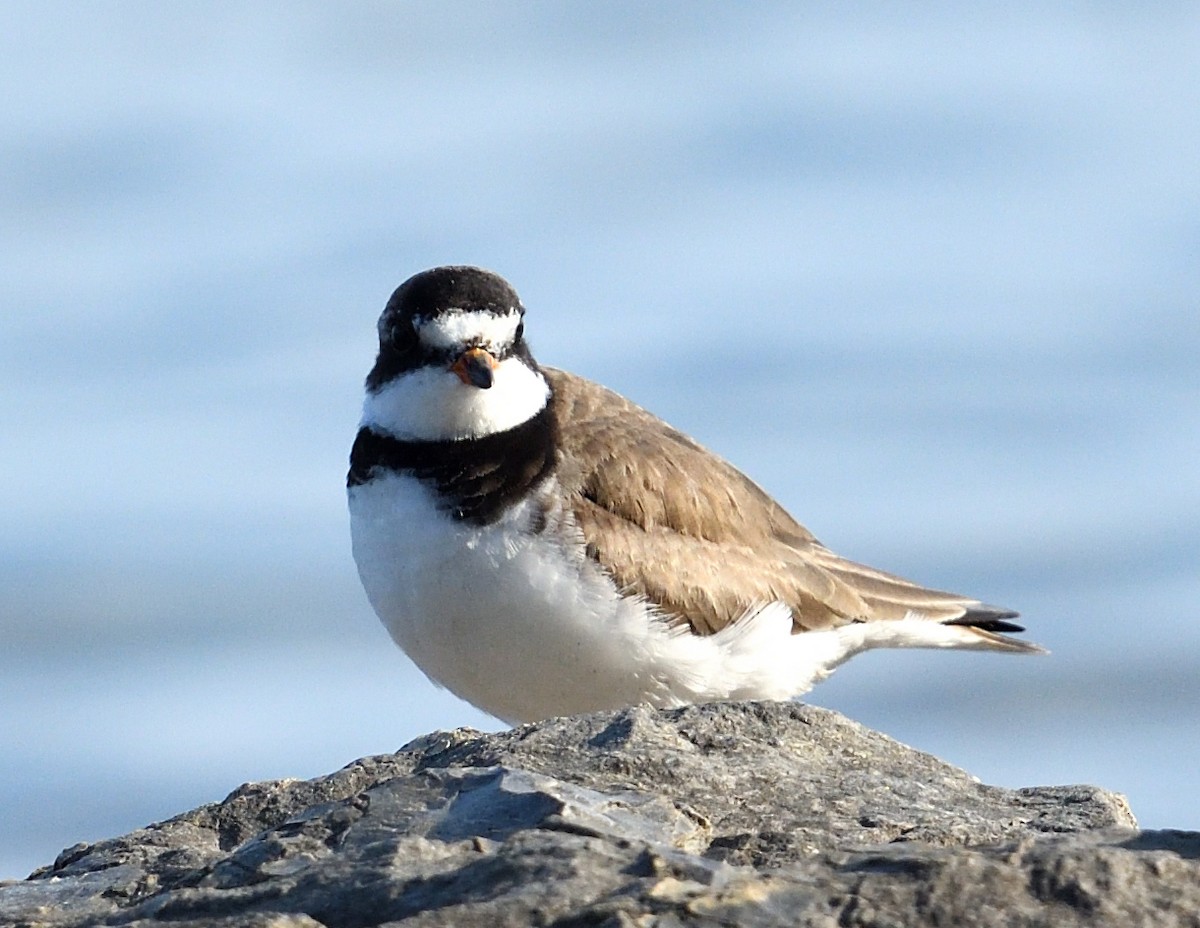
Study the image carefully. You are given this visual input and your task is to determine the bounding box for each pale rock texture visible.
[3,702,1196,927]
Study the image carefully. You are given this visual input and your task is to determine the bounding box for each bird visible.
[347,266,1044,725]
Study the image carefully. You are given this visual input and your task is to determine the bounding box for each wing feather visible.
[545,368,1018,640]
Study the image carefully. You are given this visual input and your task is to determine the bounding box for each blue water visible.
[2,3,1198,879]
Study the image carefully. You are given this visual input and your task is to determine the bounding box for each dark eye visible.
[515,320,525,341]
[386,321,417,353]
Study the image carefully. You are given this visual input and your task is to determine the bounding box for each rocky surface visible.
[3,701,1197,927]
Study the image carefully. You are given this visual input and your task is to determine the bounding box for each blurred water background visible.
[2,2,1198,880]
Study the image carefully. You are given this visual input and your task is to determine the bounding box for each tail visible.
[942,603,1047,654]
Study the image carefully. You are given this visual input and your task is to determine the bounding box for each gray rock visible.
[2,701,1194,928]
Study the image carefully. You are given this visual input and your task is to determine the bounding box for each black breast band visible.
[347,404,557,526]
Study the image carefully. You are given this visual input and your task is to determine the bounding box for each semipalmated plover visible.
[348,266,1043,724]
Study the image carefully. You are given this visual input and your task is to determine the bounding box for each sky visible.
[1,2,1198,880]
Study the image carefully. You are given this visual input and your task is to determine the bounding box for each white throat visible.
[361,357,550,441]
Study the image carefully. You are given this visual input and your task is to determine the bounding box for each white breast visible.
[348,471,869,724]
[349,471,656,722]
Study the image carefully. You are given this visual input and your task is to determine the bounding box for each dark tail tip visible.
[943,602,1025,634]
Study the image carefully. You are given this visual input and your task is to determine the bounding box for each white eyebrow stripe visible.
[415,309,521,351]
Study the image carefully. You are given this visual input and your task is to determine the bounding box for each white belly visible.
[348,473,855,723]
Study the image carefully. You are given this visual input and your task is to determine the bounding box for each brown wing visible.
[546,368,1014,637]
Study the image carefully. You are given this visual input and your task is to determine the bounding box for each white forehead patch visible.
[415,309,521,352]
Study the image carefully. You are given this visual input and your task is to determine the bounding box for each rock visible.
[3,701,1195,927]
